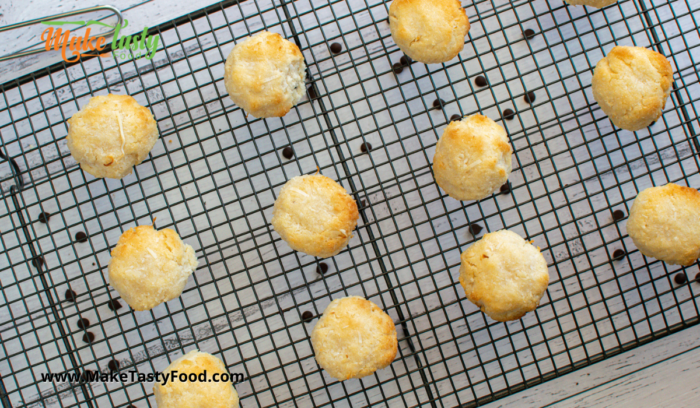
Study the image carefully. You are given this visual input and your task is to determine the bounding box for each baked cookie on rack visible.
[433,114,513,201]
[224,31,307,118]
[154,350,239,408]
[591,45,673,131]
[459,230,550,322]
[271,174,359,258]
[66,94,158,179]
[108,225,198,311]
[389,0,470,64]
[627,183,700,266]
[564,0,617,8]
[311,296,397,380]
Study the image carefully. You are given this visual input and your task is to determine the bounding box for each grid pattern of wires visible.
[0,0,699,406]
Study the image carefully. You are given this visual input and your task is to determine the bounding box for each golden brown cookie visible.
[66,94,158,179]
[459,230,549,322]
[108,225,198,311]
[224,31,306,118]
[311,296,397,380]
[627,183,700,266]
[591,46,673,131]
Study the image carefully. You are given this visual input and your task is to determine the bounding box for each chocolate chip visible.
[523,29,536,39]
[469,224,483,235]
[475,76,487,87]
[301,311,313,322]
[450,114,462,122]
[316,262,328,274]
[400,55,412,66]
[392,63,404,74]
[360,142,372,153]
[38,211,51,223]
[82,332,95,343]
[31,256,44,268]
[361,199,367,207]
[500,182,511,194]
[107,299,123,311]
[65,289,77,302]
[674,273,687,285]
[307,85,318,99]
[503,109,515,120]
[433,99,445,109]
[612,210,625,221]
[77,317,90,330]
[649,121,655,127]
[74,231,88,243]
[330,42,342,54]
[695,272,700,283]
[525,91,536,104]
[612,249,626,261]
[282,146,294,160]
[108,359,120,372]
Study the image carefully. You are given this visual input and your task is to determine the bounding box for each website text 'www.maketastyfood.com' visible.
[41,370,245,385]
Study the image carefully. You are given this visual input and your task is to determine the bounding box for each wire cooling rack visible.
[1,0,699,406]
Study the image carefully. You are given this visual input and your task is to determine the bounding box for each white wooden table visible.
[0,0,698,407]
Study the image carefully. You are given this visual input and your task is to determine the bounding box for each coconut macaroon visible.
[108,225,198,311]
[564,0,617,8]
[627,183,700,266]
[459,230,550,322]
[433,114,513,201]
[591,46,673,131]
[66,94,158,179]
[223,31,307,118]
[389,0,470,64]
[271,174,359,258]
[311,296,398,381]
[154,350,239,408]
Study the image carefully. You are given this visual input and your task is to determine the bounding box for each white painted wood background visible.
[0,0,698,407]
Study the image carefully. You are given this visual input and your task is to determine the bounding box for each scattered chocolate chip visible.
[469,224,483,235]
[82,332,95,343]
[301,311,314,322]
[392,63,404,74]
[316,262,329,274]
[503,109,515,120]
[674,273,687,285]
[612,249,626,261]
[330,42,342,54]
[107,299,123,311]
[612,210,625,221]
[77,317,90,330]
[695,272,700,283]
[74,231,88,243]
[500,182,511,194]
[307,85,318,99]
[523,29,536,39]
[282,146,294,160]
[433,99,445,109]
[108,359,120,372]
[31,256,45,268]
[450,114,462,122]
[361,199,367,207]
[65,289,77,302]
[400,55,412,66]
[525,91,536,104]
[38,211,51,223]
[360,142,372,153]
[475,76,487,87]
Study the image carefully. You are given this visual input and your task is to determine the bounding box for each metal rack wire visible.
[0,0,698,406]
